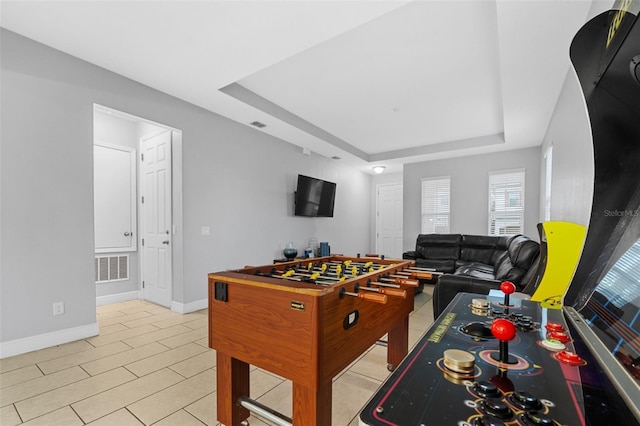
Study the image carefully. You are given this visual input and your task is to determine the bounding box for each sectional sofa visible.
[403,233,540,318]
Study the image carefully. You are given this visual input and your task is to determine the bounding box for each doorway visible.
[93,105,182,308]
[376,183,403,259]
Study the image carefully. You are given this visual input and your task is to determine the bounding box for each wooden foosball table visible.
[207,255,436,426]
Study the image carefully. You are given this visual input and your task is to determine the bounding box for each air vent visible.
[250,121,266,128]
[95,255,129,283]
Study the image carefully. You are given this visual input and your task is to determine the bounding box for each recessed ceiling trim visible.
[221,82,369,161]
[368,133,506,162]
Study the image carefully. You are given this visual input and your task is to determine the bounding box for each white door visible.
[94,143,137,252]
[377,183,403,259]
[141,130,172,307]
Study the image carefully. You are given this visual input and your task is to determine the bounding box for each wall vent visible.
[95,255,129,283]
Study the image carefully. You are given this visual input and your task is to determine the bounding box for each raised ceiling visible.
[0,1,611,173]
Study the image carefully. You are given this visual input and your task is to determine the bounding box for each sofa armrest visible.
[402,250,421,260]
[432,275,501,319]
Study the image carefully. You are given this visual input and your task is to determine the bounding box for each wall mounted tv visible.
[294,174,336,217]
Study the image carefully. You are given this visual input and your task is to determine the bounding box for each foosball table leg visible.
[217,352,250,425]
[386,316,409,371]
[292,381,332,426]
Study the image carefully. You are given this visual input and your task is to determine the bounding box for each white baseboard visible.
[96,291,141,306]
[171,298,208,314]
[0,322,99,359]
[96,292,206,314]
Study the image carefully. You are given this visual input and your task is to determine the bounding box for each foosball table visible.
[207,255,436,426]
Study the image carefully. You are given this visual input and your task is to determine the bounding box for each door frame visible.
[92,103,183,310]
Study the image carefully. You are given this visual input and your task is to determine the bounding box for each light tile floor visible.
[0,287,434,426]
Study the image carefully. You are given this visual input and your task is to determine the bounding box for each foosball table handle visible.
[379,288,407,299]
[357,292,388,304]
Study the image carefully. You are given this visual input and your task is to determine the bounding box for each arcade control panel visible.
[359,283,639,425]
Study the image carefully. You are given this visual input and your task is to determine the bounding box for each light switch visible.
[201,226,210,236]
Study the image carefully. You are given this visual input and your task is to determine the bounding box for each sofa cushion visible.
[492,235,540,288]
[494,256,525,285]
[415,258,457,273]
[459,235,499,265]
[508,235,540,270]
[415,234,461,261]
[454,262,495,280]
[489,236,512,265]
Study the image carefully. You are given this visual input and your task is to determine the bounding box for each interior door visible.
[94,142,136,252]
[377,183,403,259]
[141,130,172,307]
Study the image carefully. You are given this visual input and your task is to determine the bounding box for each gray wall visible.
[540,69,594,226]
[0,30,372,352]
[403,147,542,250]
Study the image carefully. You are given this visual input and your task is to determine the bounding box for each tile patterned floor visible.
[0,287,434,426]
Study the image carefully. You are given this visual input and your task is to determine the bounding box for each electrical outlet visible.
[53,302,65,316]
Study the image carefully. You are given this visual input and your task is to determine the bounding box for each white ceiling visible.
[0,0,611,174]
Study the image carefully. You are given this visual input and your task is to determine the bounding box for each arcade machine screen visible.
[565,239,640,414]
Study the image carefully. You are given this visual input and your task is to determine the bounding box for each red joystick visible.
[500,281,516,294]
[500,281,516,307]
[491,318,517,341]
[490,318,518,364]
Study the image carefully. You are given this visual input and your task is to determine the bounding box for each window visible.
[421,177,450,233]
[544,145,553,221]
[488,169,525,236]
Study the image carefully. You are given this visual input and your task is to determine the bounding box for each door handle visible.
[162,240,170,245]
[124,232,131,237]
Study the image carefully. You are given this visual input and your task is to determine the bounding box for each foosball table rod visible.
[238,396,292,426]
[379,276,419,287]
[339,287,387,304]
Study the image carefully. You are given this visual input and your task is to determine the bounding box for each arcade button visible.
[540,338,566,351]
[472,414,507,426]
[546,330,571,343]
[554,350,586,366]
[516,318,534,331]
[481,398,514,420]
[509,390,543,411]
[545,322,565,332]
[443,349,475,373]
[472,298,490,309]
[472,306,491,316]
[520,410,556,426]
[473,381,502,398]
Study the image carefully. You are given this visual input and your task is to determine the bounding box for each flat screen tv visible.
[294,174,336,217]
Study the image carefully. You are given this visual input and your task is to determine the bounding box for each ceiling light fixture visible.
[372,165,386,174]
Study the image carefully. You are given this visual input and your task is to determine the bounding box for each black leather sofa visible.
[403,234,540,318]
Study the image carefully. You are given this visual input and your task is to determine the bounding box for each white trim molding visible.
[96,291,141,306]
[0,322,99,359]
[171,298,207,314]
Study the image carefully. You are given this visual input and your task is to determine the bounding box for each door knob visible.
[124,232,131,237]
[162,240,170,245]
